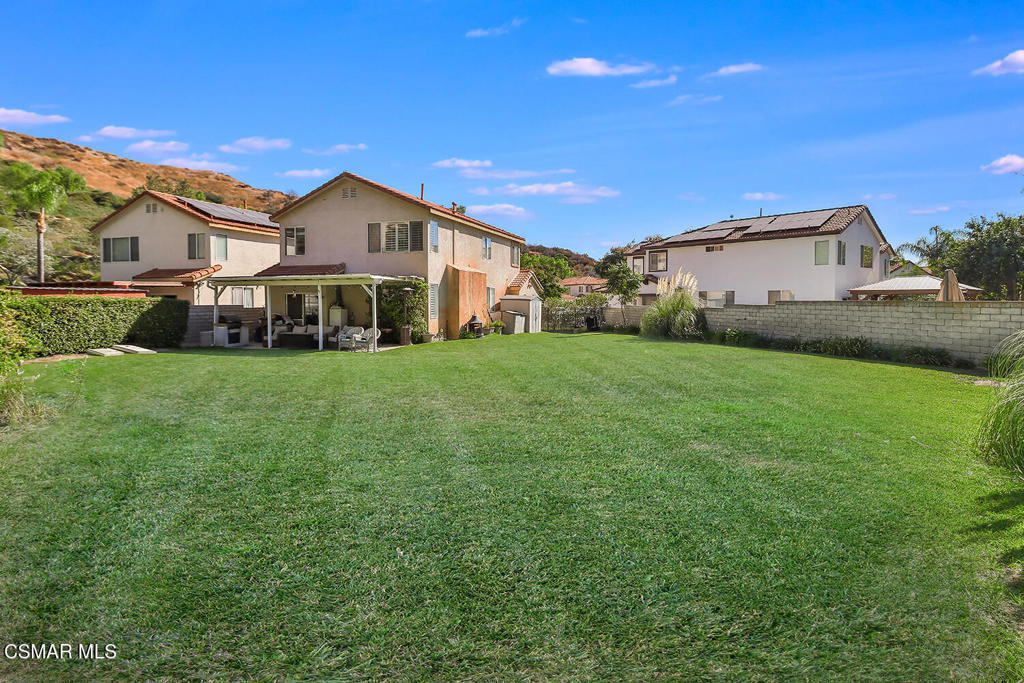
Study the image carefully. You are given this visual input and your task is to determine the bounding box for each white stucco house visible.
[626,205,892,305]
[90,190,281,306]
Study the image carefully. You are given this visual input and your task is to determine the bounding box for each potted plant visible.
[490,320,504,335]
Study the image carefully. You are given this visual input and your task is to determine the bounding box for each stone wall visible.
[184,305,261,347]
[702,300,1024,363]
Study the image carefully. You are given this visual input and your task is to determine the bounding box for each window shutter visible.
[429,284,439,319]
[725,291,735,305]
[409,221,424,251]
[368,223,381,253]
[130,236,140,262]
[102,238,111,263]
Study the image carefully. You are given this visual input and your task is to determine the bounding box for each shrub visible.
[542,295,606,332]
[722,328,763,347]
[372,281,429,344]
[0,290,39,374]
[819,336,872,358]
[979,331,1024,473]
[640,288,704,339]
[6,295,189,355]
[898,346,952,367]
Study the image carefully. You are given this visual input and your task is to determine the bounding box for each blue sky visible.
[2,1,1023,256]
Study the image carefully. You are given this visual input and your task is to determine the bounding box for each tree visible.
[131,173,206,200]
[521,252,573,299]
[897,226,960,267]
[941,214,1024,300]
[605,262,644,314]
[594,248,626,277]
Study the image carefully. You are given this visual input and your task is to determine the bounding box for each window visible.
[882,256,891,277]
[383,222,410,252]
[511,243,520,266]
[231,286,255,308]
[814,240,829,265]
[632,256,644,274]
[429,221,439,253]
[487,286,495,309]
[837,240,847,266]
[649,250,668,272]
[860,245,873,268]
[187,233,206,260]
[286,293,319,322]
[144,202,162,214]
[101,236,139,262]
[482,236,492,260]
[285,227,306,256]
[705,245,723,252]
[768,290,794,304]
[429,283,439,319]
[213,234,228,260]
[700,290,735,308]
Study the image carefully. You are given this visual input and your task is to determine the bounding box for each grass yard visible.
[3,333,1024,680]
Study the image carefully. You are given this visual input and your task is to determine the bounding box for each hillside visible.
[0,129,291,212]
[526,244,596,275]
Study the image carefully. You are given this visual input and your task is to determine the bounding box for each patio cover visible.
[848,274,981,300]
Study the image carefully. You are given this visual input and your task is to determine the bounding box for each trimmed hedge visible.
[5,295,189,356]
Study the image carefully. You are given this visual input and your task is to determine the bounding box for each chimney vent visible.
[420,183,424,200]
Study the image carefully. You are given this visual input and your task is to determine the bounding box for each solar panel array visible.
[666,208,840,242]
[182,197,279,228]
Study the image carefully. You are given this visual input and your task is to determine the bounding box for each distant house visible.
[560,275,606,297]
[626,205,892,305]
[89,190,280,306]
[890,258,933,277]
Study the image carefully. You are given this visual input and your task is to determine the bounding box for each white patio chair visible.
[330,326,363,350]
[351,327,381,352]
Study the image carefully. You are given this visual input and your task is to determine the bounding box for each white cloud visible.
[907,206,950,215]
[93,125,174,139]
[677,192,705,201]
[0,108,69,125]
[276,168,333,178]
[432,158,492,169]
[460,167,574,179]
[863,193,897,200]
[218,136,291,154]
[160,156,243,173]
[466,17,525,38]
[467,203,531,217]
[630,74,677,89]
[497,180,620,203]
[467,187,491,195]
[546,57,654,77]
[668,94,721,106]
[124,140,188,156]
[742,192,784,201]
[972,50,1024,76]
[303,143,368,155]
[981,154,1024,174]
[707,62,764,77]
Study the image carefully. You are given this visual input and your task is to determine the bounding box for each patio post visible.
[211,285,221,347]
[317,284,324,351]
[265,286,272,349]
[371,280,378,353]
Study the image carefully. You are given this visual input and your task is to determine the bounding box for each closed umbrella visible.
[936,269,965,302]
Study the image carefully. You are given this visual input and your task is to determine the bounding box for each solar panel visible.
[669,227,734,242]
[757,209,835,233]
[182,197,279,228]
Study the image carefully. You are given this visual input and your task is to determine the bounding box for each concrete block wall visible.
[701,300,1024,363]
[603,305,648,327]
[184,305,261,347]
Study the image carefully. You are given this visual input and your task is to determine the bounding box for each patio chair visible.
[329,326,363,350]
[351,327,381,352]
[312,325,339,345]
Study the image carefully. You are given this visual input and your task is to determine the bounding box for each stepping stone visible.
[86,348,124,357]
[111,345,156,354]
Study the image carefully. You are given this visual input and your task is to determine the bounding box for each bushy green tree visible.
[131,173,206,201]
[605,263,644,309]
[941,214,1024,300]
[521,252,573,299]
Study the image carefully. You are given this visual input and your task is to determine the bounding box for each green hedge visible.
[5,294,189,356]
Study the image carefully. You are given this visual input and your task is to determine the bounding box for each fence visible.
[602,301,1024,363]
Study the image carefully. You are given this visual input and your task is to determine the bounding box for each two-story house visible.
[211,172,537,341]
[90,190,280,306]
[626,205,892,306]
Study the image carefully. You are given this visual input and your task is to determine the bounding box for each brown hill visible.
[0,129,291,213]
[526,244,597,275]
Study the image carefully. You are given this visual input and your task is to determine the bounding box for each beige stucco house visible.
[90,190,280,306]
[208,172,540,347]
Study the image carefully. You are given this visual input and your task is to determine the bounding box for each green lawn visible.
[2,333,1024,680]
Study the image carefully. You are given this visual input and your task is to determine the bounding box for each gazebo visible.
[848,274,981,301]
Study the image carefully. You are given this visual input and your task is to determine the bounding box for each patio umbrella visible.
[936,269,966,302]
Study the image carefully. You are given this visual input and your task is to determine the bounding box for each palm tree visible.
[897,226,960,269]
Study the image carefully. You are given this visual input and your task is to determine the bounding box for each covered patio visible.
[206,272,421,352]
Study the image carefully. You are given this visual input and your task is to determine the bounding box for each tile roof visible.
[270,171,525,243]
[560,275,607,286]
[133,264,222,281]
[506,269,544,294]
[627,205,888,254]
[254,262,347,277]
[89,190,280,235]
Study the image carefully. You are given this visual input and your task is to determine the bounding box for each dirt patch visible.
[22,354,89,364]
